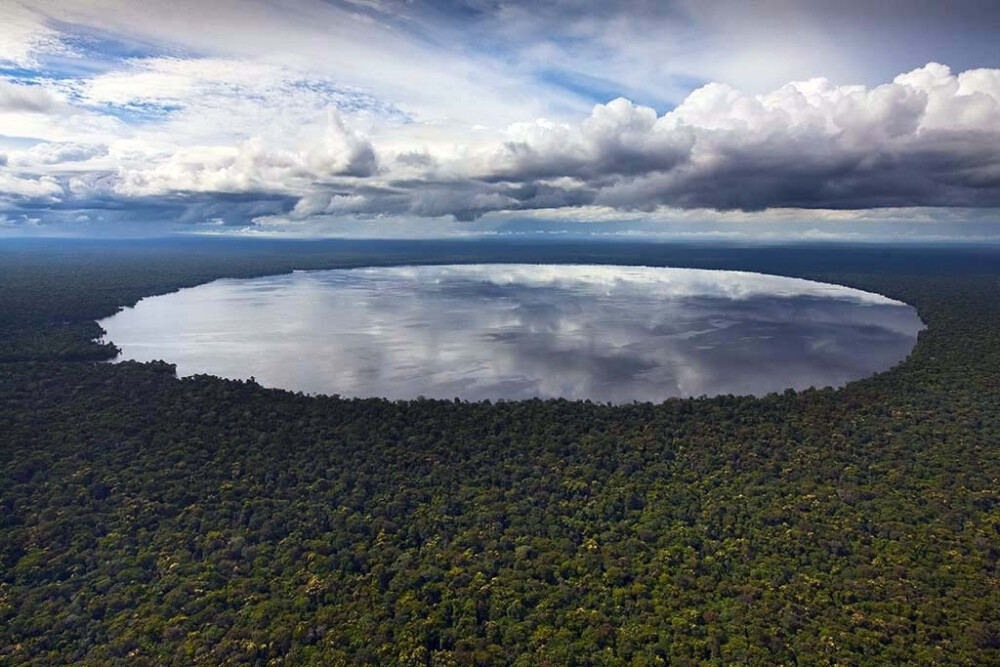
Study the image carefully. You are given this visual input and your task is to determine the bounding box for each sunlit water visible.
[99,264,924,402]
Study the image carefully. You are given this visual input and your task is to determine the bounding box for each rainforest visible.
[2,238,999,665]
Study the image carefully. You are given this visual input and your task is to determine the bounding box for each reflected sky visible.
[98,264,924,402]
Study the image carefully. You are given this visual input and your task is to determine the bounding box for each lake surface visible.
[99,264,924,402]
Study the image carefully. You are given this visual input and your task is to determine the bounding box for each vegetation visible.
[1,238,999,665]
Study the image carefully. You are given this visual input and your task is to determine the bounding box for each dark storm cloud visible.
[594,129,1000,212]
[292,179,598,222]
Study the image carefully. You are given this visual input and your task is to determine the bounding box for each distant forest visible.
[2,238,999,665]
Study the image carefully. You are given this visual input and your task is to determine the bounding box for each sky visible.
[1,0,999,241]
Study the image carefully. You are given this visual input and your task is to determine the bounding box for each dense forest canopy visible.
[2,238,999,665]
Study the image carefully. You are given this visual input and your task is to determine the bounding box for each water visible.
[98,264,924,402]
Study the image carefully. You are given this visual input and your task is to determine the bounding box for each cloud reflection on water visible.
[99,264,924,402]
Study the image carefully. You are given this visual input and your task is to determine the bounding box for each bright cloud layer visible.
[1,1,999,238]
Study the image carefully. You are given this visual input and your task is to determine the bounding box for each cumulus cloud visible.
[113,112,377,197]
[0,172,63,199]
[481,98,694,181]
[264,63,1000,221]
[583,63,1000,211]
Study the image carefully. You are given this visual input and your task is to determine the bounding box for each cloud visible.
[4,55,1000,234]
[64,56,404,133]
[113,112,377,197]
[14,0,590,127]
[0,81,69,114]
[260,63,1000,221]
[0,3,71,68]
[481,98,694,181]
[9,142,109,166]
[0,80,129,146]
[583,63,1000,211]
[0,171,63,199]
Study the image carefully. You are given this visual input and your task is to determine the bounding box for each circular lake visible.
[98,264,924,403]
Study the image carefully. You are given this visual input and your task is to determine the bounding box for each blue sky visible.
[1,0,1000,240]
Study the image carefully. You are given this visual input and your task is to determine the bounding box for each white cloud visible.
[0,79,132,149]
[0,3,72,68]
[113,111,377,197]
[20,0,589,127]
[9,141,109,166]
[479,98,693,180]
[0,171,63,199]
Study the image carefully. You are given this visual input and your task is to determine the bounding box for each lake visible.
[98,264,924,402]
